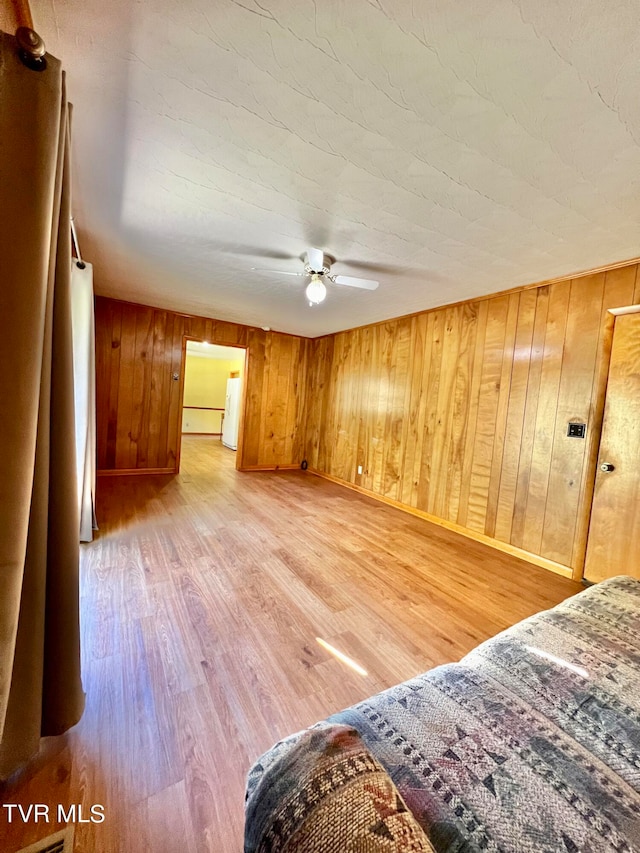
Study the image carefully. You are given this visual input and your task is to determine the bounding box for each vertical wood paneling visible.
[484,294,519,537]
[131,307,154,468]
[346,328,363,484]
[241,327,266,467]
[166,314,185,470]
[148,310,168,469]
[303,262,640,573]
[355,327,373,486]
[382,317,411,500]
[258,334,277,465]
[456,300,489,530]
[540,275,605,564]
[492,290,536,543]
[510,286,552,548]
[417,310,445,511]
[370,325,389,495]
[518,285,568,556]
[289,336,307,465]
[115,306,137,468]
[96,298,307,472]
[446,303,477,523]
[330,333,352,482]
[272,334,290,463]
[95,298,112,468]
[431,309,461,519]
[466,297,510,534]
[399,314,427,507]
[304,335,334,473]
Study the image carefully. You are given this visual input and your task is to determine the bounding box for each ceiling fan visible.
[252,247,379,306]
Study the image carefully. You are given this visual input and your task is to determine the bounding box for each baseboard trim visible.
[238,464,301,472]
[98,467,177,476]
[307,468,573,579]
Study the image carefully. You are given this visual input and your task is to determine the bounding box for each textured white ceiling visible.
[33,0,640,336]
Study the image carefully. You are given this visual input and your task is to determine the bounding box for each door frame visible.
[575,303,640,581]
[174,335,249,473]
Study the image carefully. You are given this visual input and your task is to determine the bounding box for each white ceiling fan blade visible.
[330,274,379,290]
[251,268,306,277]
[306,247,324,272]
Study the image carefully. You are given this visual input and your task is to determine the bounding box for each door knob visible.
[600,462,615,473]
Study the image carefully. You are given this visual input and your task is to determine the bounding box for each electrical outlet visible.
[357,465,363,475]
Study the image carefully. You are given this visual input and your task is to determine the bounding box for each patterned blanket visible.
[246,576,640,852]
[245,723,436,852]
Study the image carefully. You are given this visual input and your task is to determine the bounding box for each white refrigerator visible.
[222,377,242,450]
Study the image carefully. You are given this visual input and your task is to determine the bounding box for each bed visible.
[244,575,640,852]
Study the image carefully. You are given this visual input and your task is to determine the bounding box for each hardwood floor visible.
[0,436,581,853]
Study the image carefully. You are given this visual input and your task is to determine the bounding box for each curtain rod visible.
[11,0,33,30]
[70,217,86,269]
[12,0,47,71]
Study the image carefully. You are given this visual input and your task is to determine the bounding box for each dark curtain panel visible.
[0,30,85,779]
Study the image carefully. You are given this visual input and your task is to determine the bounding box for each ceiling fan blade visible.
[229,247,298,261]
[306,247,324,272]
[197,239,299,260]
[251,268,306,277]
[330,274,379,290]
[340,259,413,275]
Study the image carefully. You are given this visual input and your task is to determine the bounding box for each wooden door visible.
[584,312,640,582]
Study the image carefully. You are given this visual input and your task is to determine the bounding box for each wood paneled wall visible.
[97,262,640,574]
[95,297,308,472]
[302,264,640,574]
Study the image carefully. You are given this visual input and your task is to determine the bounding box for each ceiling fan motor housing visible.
[304,253,335,276]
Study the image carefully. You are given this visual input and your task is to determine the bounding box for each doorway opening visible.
[180,340,246,469]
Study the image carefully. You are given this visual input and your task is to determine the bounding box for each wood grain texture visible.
[309,466,574,579]
[303,263,640,573]
[95,297,308,473]
[0,437,580,853]
[584,311,640,582]
[0,0,30,31]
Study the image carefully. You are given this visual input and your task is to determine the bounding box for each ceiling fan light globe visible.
[305,277,327,305]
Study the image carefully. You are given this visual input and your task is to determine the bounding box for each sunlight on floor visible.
[316,637,368,677]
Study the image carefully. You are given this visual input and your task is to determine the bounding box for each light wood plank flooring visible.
[0,436,581,852]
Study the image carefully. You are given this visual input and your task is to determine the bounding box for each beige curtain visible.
[0,31,85,778]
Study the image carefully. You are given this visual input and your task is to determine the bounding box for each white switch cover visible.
[357,465,363,475]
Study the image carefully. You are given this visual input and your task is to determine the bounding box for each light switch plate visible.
[567,423,586,438]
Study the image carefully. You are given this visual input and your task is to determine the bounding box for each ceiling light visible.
[305,274,326,306]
